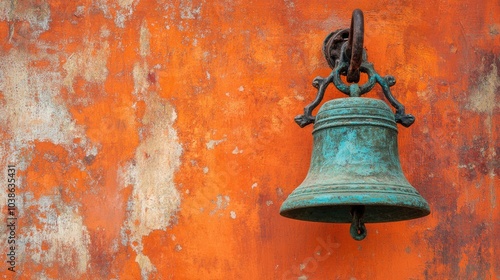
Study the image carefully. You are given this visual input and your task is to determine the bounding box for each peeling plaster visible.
[139,21,151,57]
[21,194,91,276]
[0,0,51,37]
[276,187,284,198]
[0,44,96,277]
[0,49,87,151]
[120,28,182,278]
[63,40,110,94]
[121,91,182,240]
[74,6,85,18]
[468,62,500,114]
[118,0,137,10]
[210,194,230,215]
[93,0,139,28]
[135,253,157,279]
[179,0,202,20]
[284,0,295,9]
[121,92,181,277]
[206,137,226,150]
[232,146,243,154]
[175,244,183,251]
[132,61,149,96]
[116,0,140,27]
[121,88,182,279]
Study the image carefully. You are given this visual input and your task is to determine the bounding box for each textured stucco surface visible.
[0,1,499,279]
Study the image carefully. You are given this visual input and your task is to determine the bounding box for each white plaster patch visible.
[115,11,126,28]
[100,26,111,38]
[0,49,86,149]
[63,40,110,93]
[117,160,138,190]
[284,0,295,9]
[139,21,151,57]
[299,263,306,271]
[468,62,500,114]
[0,0,51,37]
[117,0,139,27]
[276,187,284,197]
[206,137,226,150]
[216,195,230,209]
[121,55,182,278]
[180,0,202,19]
[210,194,230,215]
[122,94,182,243]
[135,253,157,279]
[132,61,150,96]
[118,0,137,10]
[175,244,183,251]
[232,147,243,154]
[93,0,138,27]
[21,194,91,276]
[74,6,85,18]
[0,2,10,16]
[0,39,96,277]
[93,0,112,18]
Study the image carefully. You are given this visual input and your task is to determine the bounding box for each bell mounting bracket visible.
[294,9,415,128]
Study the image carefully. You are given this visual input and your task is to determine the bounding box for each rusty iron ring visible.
[345,9,364,83]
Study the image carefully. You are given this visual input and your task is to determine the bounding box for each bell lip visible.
[279,192,430,223]
[279,206,431,223]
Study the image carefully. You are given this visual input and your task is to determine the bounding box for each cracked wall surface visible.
[0,0,499,279]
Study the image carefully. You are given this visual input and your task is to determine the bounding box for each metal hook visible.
[346,9,364,83]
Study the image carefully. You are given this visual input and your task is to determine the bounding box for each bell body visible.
[280,97,430,223]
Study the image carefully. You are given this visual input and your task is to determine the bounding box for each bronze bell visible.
[279,9,430,240]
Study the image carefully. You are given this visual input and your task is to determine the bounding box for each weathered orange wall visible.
[0,0,498,279]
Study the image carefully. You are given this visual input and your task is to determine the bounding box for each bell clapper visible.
[350,206,367,241]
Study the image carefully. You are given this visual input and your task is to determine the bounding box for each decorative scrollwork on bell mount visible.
[280,9,430,241]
